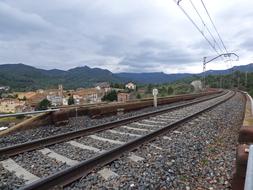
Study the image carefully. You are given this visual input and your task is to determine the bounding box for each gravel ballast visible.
[96,131,137,142]
[65,92,244,189]
[0,165,26,190]
[76,136,118,150]
[48,143,97,162]
[0,93,222,148]
[0,91,240,189]
[12,151,68,178]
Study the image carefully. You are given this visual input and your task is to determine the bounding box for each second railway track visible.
[0,90,235,190]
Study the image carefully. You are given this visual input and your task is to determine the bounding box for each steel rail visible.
[20,91,235,190]
[0,91,226,159]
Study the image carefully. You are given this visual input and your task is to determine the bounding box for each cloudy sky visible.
[0,0,252,73]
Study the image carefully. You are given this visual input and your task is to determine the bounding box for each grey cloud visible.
[240,38,253,51]
[0,0,252,73]
[0,2,52,35]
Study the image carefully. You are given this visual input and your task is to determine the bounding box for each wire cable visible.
[173,0,220,57]
[189,0,224,54]
[200,0,228,53]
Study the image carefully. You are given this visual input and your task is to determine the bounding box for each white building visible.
[62,98,68,106]
[46,84,64,106]
[125,82,136,90]
[73,88,101,104]
[73,95,82,105]
[47,95,63,107]
[0,99,25,113]
[191,80,202,92]
[0,86,10,91]
[95,82,111,93]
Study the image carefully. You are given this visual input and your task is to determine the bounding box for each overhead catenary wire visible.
[200,0,228,54]
[173,0,220,57]
[188,0,224,55]
[199,0,235,78]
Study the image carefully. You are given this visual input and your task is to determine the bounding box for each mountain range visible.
[0,63,253,91]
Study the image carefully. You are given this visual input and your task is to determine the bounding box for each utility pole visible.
[177,0,183,5]
[202,53,239,90]
[231,66,235,89]
[203,57,207,89]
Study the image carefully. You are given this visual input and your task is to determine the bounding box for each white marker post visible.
[152,88,158,108]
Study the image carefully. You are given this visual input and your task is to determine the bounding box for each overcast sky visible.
[0,0,252,73]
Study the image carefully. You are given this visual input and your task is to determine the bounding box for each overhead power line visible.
[188,0,224,54]
[173,0,220,57]
[200,0,228,54]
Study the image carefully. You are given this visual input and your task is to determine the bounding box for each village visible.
[0,82,138,113]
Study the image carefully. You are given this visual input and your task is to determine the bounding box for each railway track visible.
[0,90,234,190]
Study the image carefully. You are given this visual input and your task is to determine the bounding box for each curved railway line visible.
[0,90,235,189]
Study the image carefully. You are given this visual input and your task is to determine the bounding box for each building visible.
[191,80,202,92]
[46,84,64,106]
[72,95,81,105]
[24,85,64,107]
[47,95,63,107]
[0,86,10,91]
[111,88,125,92]
[14,105,34,113]
[27,93,47,107]
[36,89,45,94]
[95,82,111,93]
[0,99,26,113]
[117,92,131,102]
[125,82,136,90]
[62,98,68,106]
[73,88,101,104]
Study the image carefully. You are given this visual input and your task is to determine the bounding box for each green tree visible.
[68,96,75,105]
[173,83,194,95]
[102,90,117,102]
[111,83,125,89]
[159,86,167,96]
[167,86,174,95]
[36,99,51,110]
[146,84,153,93]
[136,93,141,99]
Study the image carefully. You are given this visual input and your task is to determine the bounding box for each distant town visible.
[0,80,204,114]
[0,82,142,113]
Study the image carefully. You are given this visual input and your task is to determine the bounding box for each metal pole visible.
[203,57,207,90]
[201,53,239,90]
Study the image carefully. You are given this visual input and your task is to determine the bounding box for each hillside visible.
[0,64,121,91]
[0,63,253,91]
[118,63,253,83]
[115,72,192,84]
[202,63,253,76]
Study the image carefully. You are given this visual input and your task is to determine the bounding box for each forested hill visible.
[0,63,253,91]
[0,64,121,91]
